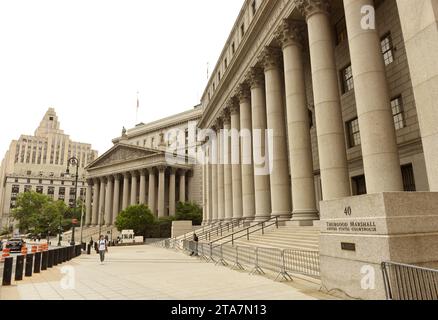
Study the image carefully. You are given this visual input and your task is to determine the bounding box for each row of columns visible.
[85,167,190,226]
[203,0,404,224]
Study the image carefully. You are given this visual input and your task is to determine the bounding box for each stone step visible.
[235,240,319,251]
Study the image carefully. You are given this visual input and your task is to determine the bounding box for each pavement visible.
[0,245,336,300]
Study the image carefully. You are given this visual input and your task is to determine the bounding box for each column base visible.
[253,215,271,223]
[290,209,320,226]
[271,212,292,222]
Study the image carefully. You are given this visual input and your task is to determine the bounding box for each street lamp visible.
[65,157,79,246]
[58,215,62,247]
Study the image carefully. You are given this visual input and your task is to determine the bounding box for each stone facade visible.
[0,108,98,229]
[198,0,434,225]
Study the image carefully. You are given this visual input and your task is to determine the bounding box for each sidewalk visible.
[0,245,335,300]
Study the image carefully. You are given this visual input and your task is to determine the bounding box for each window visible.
[231,42,235,54]
[241,23,245,37]
[49,116,54,121]
[48,187,55,199]
[335,16,348,45]
[381,33,394,66]
[352,175,367,195]
[252,0,257,16]
[224,58,228,69]
[59,187,65,200]
[36,186,43,194]
[401,164,416,191]
[39,179,42,184]
[26,170,32,176]
[218,71,221,82]
[14,178,19,183]
[24,185,32,193]
[341,64,354,93]
[391,96,405,130]
[347,118,361,148]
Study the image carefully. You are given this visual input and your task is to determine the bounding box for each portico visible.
[85,143,193,225]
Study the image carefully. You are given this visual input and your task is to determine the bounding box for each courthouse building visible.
[198,0,436,225]
[0,108,98,229]
[84,106,203,227]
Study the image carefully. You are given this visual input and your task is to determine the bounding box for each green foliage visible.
[175,202,203,226]
[12,191,68,236]
[115,204,155,235]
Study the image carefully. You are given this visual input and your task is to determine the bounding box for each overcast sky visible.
[0,0,244,157]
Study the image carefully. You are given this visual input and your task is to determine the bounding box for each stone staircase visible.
[63,225,120,243]
[203,224,320,251]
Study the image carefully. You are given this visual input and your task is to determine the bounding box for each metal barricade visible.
[382,262,438,300]
[236,246,256,271]
[283,250,320,278]
[222,244,236,265]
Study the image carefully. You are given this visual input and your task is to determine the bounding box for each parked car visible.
[6,238,26,253]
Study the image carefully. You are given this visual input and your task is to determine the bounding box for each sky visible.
[0,0,245,157]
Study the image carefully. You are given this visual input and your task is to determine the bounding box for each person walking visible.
[98,235,108,265]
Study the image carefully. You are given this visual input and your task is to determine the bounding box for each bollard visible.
[82,242,86,251]
[34,252,42,274]
[53,249,59,266]
[59,248,64,264]
[47,250,54,268]
[87,244,91,255]
[15,255,25,281]
[41,251,48,270]
[63,247,68,262]
[2,257,13,286]
[25,254,34,277]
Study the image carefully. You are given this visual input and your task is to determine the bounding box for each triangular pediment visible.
[87,143,162,169]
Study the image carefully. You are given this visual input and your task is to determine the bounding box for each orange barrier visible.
[1,248,11,262]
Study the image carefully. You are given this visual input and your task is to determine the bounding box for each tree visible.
[115,204,155,235]
[12,191,67,236]
[175,202,203,226]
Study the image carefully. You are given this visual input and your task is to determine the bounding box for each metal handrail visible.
[200,219,244,242]
[209,217,279,248]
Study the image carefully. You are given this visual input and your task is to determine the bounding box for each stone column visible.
[396,0,438,191]
[237,83,256,221]
[260,47,293,221]
[112,174,121,224]
[158,166,166,217]
[85,180,92,226]
[104,177,113,226]
[222,109,234,221]
[246,70,271,221]
[91,179,100,225]
[230,102,243,220]
[211,129,218,222]
[298,0,351,200]
[130,171,138,206]
[344,0,403,193]
[122,173,130,210]
[139,169,147,204]
[169,168,176,215]
[148,168,157,214]
[277,20,319,223]
[179,170,186,203]
[98,178,106,225]
[216,119,225,221]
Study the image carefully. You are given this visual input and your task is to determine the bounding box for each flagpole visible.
[136,91,139,124]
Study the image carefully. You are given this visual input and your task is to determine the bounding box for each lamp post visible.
[58,215,62,247]
[66,157,79,246]
[80,199,85,244]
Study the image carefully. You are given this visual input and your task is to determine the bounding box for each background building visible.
[0,108,98,230]
[84,105,203,228]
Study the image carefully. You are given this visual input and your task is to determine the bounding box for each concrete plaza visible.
[0,245,334,300]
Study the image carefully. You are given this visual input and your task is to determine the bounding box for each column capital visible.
[296,0,330,20]
[215,116,224,129]
[170,167,177,175]
[235,83,251,103]
[123,172,130,179]
[258,46,282,72]
[276,19,305,49]
[139,168,147,176]
[179,169,187,176]
[222,107,231,126]
[246,66,265,89]
[157,165,167,172]
[113,173,122,180]
[147,167,156,175]
[130,170,138,177]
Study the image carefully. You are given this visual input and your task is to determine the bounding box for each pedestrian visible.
[98,235,108,265]
[190,233,199,257]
